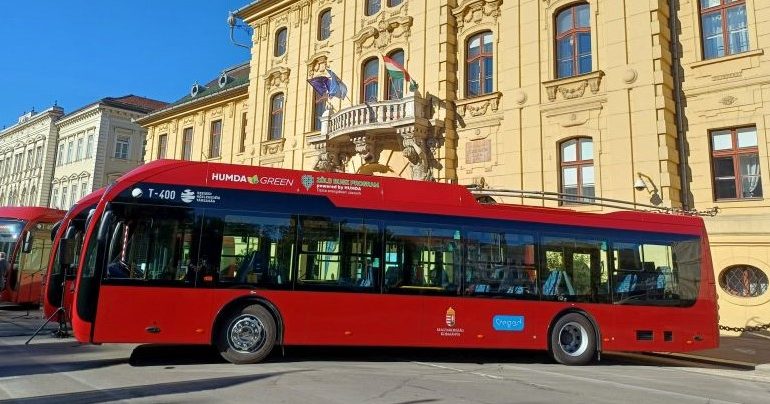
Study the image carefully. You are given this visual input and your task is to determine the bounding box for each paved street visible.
[2,306,769,404]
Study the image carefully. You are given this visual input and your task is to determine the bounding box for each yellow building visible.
[138,63,250,164]
[142,0,769,332]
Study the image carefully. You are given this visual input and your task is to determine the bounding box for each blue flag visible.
[327,68,348,100]
[307,76,329,96]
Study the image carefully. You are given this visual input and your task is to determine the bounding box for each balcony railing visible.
[321,95,428,139]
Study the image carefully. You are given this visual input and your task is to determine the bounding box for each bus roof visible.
[108,160,705,236]
[0,207,65,223]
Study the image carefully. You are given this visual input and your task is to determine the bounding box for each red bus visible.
[0,207,65,305]
[71,160,718,365]
[43,189,105,325]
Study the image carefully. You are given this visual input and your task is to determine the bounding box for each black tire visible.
[217,304,276,364]
[549,313,596,365]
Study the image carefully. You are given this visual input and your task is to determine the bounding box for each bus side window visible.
[384,224,459,295]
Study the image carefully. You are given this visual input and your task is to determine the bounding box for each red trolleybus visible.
[43,189,105,323]
[71,160,717,365]
[0,207,65,305]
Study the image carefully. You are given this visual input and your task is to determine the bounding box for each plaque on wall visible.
[466,139,491,164]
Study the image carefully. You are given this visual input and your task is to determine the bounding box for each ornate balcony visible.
[307,95,443,181]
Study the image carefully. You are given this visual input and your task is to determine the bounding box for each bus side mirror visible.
[58,239,73,273]
[22,230,33,253]
[97,210,113,242]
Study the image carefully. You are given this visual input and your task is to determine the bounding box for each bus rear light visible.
[476,334,484,339]
[603,338,610,342]
[195,328,204,334]
[203,275,214,282]
[344,331,352,336]
[686,340,693,345]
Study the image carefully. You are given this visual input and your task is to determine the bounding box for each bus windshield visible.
[0,220,24,258]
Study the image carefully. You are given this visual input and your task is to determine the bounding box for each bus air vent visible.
[636,330,653,341]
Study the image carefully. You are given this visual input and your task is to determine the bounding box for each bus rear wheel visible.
[550,313,596,365]
[217,304,276,364]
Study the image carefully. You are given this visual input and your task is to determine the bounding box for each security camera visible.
[633,178,647,191]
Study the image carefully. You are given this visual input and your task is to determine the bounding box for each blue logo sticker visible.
[493,315,525,332]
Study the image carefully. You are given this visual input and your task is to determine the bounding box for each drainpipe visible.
[669,0,690,210]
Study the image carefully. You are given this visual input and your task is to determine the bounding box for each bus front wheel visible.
[549,313,596,365]
[217,304,276,364]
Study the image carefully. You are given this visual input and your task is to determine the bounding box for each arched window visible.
[318,9,332,41]
[466,31,493,97]
[720,265,769,297]
[555,3,591,78]
[269,93,285,140]
[387,49,405,100]
[362,57,379,103]
[560,137,594,203]
[388,0,403,6]
[365,0,381,16]
[275,27,288,57]
[313,89,328,131]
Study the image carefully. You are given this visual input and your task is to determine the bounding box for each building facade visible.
[139,0,768,331]
[0,106,64,207]
[51,95,167,210]
[139,63,250,165]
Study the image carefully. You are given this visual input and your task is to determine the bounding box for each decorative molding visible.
[543,70,605,101]
[452,0,503,34]
[261,137,286,156]
[455,92,502,118]
[354,13,413,55]
[306,52,330,78]
[291,1,311,27]
[720,96,737,106]
[183,116,194,126]
[264,66,291,91]
[623,68,638,84]
[210,107,223,119]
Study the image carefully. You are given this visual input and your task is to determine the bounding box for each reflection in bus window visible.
[465,231,537,298]
[104,204,197,283]
[541,236,609,303]
[384,225,459,294]
[297,216,379,291]
[611,239,700,306]
[17,227,53,291]
[216,213,295,288]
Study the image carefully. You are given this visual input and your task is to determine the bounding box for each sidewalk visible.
[651,332,770,371]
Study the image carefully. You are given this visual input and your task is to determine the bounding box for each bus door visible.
[13,223,54,304]
[92,203,212,344]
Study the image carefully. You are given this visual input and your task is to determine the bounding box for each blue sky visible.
[0,0,252,128]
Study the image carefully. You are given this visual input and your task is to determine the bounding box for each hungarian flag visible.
[383,55,418,92]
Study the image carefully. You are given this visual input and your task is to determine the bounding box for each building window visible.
[711,126,762,200]
[560,137,594,203]
[700,0,749,59]
[269,93,285,140]
[720,265,768,297]
[35,146,43,167]
[86,134,94,158]
[57,144,64,166]
[157,134,168,159]
[555,3,591,78]
[466,31,494,97]
[362,57,379,103]
[66,141,74,164]
[239,112,247,153]
[275,27,287,57]
[210,121,222,159]
[51,189,58,209]
[182,127,193,160]
[387,49,405,100]
[366,0,381,16]
[313,90,328,131]
[388,0,403,6]
[26,149,33,169]
[76,138,83,161]
[70,184,78,207]
[115,136,130,159]
[61,186,68,208]
[14,154,22,173]
[318,9,331,41]
[81,181,88,199]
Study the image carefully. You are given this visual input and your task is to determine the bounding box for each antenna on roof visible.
[228,11,251,49]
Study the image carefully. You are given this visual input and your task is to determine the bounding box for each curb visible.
[645,352,756,371]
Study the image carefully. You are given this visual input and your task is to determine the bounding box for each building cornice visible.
[135,83,248,126]
[55,104,101,128]
[236,0,301,24]
[0,107,63,137]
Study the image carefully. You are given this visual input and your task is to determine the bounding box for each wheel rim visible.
[558,321,589,357]
[227,314,267,353]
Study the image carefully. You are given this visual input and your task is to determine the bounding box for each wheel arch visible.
[547,308,603,359]
[211,296,285,346]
